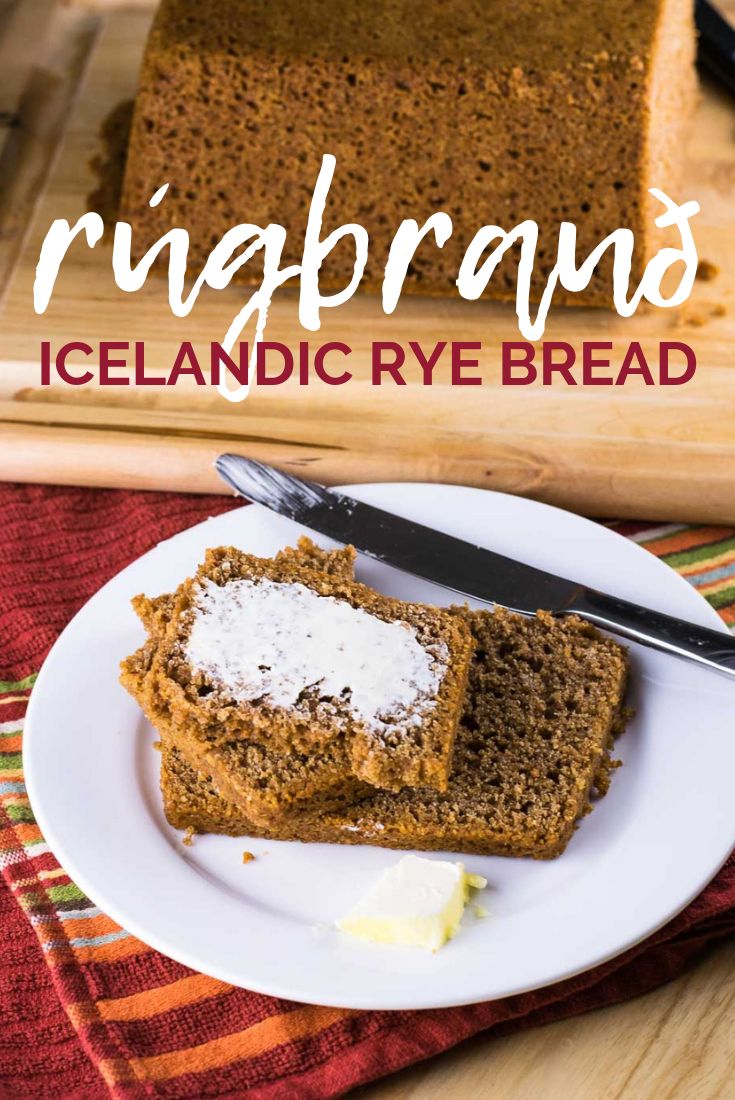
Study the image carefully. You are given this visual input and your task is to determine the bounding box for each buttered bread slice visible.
[122,537,473,793]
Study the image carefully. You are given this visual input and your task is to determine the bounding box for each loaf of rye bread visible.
[120,0,696,304]
[161,608,630,859]
[121,537,474,793]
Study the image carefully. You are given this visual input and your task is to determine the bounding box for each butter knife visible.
[216,454,735,681]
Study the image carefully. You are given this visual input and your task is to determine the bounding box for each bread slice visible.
[122,540,371,822]
[124,538,474,792]
[161,608,630,859]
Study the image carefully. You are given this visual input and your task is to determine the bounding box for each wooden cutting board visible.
[0,2,734,522]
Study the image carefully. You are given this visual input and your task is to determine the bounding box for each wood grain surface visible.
[0,3,734,520]
[357,939,735,1100]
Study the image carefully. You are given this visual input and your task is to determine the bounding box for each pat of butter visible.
[337,855,487,952]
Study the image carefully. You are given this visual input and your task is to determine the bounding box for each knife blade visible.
[216,454,735,681]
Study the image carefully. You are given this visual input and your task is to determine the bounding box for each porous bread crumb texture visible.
[120,537,474,794]
[167,716,371,825]
[163,747,276,839]
[162,607,630,859]
[120,0,696,306]
[121,615,371,825]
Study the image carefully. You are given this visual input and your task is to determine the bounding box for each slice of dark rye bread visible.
[121,541,371,823]
[160,608,631,860]
[122,538,474,792]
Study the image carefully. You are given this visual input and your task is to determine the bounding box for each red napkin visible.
[1,482,733,1099]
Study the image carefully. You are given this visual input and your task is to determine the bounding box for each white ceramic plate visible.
[24,484,735,1010]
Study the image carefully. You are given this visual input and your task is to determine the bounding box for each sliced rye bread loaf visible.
[160,608,630,859]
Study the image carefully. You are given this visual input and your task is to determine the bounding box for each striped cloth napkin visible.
[1,483,734,1099]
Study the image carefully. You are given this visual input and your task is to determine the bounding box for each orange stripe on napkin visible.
[95,1056,143,1089]
[0,821,41,848]
[130,1004,351,1080]
[642,527,733,557]
[67,974,226,1028]
[99,973,227,1022]
[697,575,735,598]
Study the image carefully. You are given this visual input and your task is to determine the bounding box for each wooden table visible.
[1,3,734,1097]
[357,939,735,1100]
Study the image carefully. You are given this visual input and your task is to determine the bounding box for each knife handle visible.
[569,589,735,679]
[696,0,735,99]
